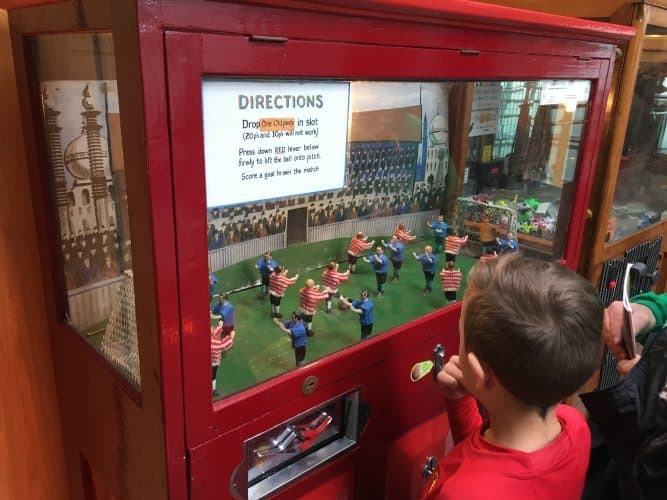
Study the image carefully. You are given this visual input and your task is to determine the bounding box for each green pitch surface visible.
[212,236,477,398]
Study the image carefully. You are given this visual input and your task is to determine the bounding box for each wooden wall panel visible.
[0,9,69,500]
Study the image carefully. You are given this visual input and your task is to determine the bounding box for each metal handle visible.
[422,456,438,479]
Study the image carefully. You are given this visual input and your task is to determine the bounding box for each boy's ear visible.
[466,351,491,390]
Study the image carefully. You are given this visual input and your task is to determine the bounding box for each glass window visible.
[31,33,140,389]
[203,79,591,399]
[608,60,667,242]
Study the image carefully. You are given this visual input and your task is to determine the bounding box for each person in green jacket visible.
[602,291,667,375]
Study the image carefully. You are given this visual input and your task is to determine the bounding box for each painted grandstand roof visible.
[349,105,422,143]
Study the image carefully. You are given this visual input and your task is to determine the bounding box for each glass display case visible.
[30,32,140,387]
[7,1,631,499]
[480,0,667,292]
[207,78,593,400]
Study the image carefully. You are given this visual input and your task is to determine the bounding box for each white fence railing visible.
[68,212,439,327]
[208,211,438,272]
[67,276,122,331]
[208,233,285,272]
[308,211,437,244]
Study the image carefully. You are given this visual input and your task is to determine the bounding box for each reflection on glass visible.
[32,33,140,388]
[204,79,591,398]
[609,62,667,242]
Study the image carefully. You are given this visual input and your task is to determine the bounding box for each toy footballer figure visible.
[321,262,350,313]
[427,215,449,254]
[268,266,299,318]
[414,245,437,294]
[211,320,235,397]
[440,261,463,304]
[347,231,375,273]
[394,223,417,243]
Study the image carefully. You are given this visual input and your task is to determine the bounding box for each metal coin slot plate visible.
[232,390,361,499]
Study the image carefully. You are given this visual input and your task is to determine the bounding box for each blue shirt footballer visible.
[283,318,307,348]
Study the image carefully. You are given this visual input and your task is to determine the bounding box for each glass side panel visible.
[31,33,140,389]
[203,79,591,399]
[609,61,667,243]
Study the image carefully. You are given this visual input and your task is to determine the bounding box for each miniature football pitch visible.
[211,236,477,398]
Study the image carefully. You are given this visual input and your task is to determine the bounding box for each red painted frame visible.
[148,1,632,497]
[165,10,616,446]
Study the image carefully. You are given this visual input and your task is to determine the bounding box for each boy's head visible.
[375,246,384,255]
[292,311,302,322]
[356,231,364,239]
[327,261,337,271]
[221,293,229,302]
[460,255,602,414]
[263,252,272,261]
[274,265,283,275]
[447,261,455,270]
[425,245,433,254]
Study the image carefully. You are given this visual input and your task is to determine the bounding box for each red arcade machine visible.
[7,1,632,499]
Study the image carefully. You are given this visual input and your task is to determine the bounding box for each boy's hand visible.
[436,355,469,400]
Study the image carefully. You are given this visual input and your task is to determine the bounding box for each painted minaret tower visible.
[43,87,72,237]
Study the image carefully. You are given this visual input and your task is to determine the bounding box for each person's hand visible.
[617,355,641,377]
[602,301,655,361]
[436,355,469,400]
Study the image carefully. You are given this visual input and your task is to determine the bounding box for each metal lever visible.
[253,412,332,457]
[253,427,300,458]
[433,344,445,381]
[422,456,438,479]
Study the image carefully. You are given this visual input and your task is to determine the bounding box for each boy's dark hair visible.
[463,255,603,413]
[274,265,283,274]
[221,293,229,301]
[292,311,302,321]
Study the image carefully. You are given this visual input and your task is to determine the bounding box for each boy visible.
[430,255,603,500]
[440,261,462,304]
[268,266,299,318]
[363,246,389,297]
[413,245,437,294]
[211,320,235,397]
[321,262,350,313]
[340,289,374,340]
[273,312,308,367]
[347,231,375,273]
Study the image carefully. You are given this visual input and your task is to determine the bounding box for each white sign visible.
[202,80,350,208]
[540,80,590,111]
[469,82,502,137]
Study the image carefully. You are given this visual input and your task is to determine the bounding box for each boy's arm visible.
[445,396,483,445]
[436,355,482,443]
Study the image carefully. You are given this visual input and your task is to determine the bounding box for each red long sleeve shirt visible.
[424,396,591,500]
